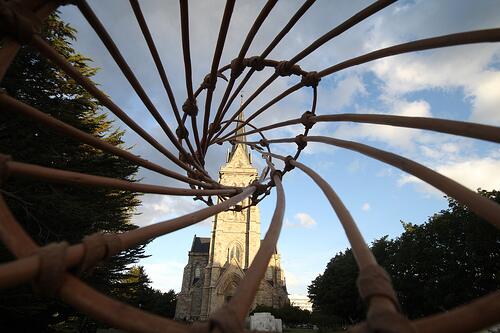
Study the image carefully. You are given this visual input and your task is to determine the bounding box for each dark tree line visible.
[308,190,500,325]
[121,266,177,319]
[252,304,311,327]
[0,13,175,332]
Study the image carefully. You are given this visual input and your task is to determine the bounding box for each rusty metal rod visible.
[221,113,500,144]
[0,93,214,188]
[7,160,240,196]
[0,186,255,290]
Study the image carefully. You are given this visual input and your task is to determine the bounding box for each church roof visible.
[191,236,210,253]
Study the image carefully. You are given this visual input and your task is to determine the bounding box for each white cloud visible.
[318,74,367,112]
[469,71,500,124]
[370,48,500,126]
[142,261,185,292]
[399,157,500,195]
[285,213,317,228]
[134,194,209,227]
[361,202,371,211]
[294,212,317,228]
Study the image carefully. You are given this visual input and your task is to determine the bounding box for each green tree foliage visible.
[121,266,177,318]
[0,13,147,332]
[308,190,500,324]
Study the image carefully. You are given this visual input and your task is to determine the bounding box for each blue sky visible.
[59,0,500,297]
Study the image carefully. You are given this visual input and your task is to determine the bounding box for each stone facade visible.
[175,117,288,321]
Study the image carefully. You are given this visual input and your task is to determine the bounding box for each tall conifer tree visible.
[0,13,146,332]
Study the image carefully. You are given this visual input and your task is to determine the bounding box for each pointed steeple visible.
[227,94,250,164]
[235,103,247,155]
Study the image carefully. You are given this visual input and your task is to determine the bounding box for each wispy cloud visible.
[286,212,317,229]
[399,156,500,195]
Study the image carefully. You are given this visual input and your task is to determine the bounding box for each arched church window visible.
[194,266,201,278]
[229,243,242,263]
[192,265,201,285]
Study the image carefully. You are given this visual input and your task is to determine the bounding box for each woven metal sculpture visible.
[0,0,499,332]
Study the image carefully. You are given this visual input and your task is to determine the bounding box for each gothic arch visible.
[217,272,243,303]
[227,241,243,264]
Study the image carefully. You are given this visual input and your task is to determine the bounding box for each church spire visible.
[227,94,250,164]
[235,93,247,154]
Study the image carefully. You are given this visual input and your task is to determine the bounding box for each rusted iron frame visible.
[179,0,204,157]
[213,73,280,141]
[226,155,285,322]
[220,119,274,157]
[318,28,500,77]
[0,186,255,290]
[229,85,318,179]
[214,83,303,144]
[0,0,61,81]
[289,0,396,64]
[0,93,217,188]
[29,35,214,182]
[214,28,500,144]
[262,151,405,329]
[291,85,317,163]
[209,0,278,142]
[254,136,500,229]
[128,0,200,169]
[261,151,378,268]
[205,0,316,152]
[6,160,240,196]
[210,62,307,145]
[348,290,500,333]
[0,195,189,333]
[1,1,499,331]
[258,149,500,333]
[200,0,236,154]
[211,0,395,144]
[76,0,206,176]
[222,113,500,145]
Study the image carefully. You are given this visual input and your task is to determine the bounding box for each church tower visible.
[175,108,288,321]
[198,111,262,318]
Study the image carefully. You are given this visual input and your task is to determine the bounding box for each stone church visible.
[174,114,289,321]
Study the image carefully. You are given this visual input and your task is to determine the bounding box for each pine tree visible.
[0,13,146,332]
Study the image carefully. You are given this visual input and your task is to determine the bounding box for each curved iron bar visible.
[200,0,236,153]
[77,0,202,174]
[0,93,216,188]
[210,0,278,140]
[30,35,208,179]
[6,160,241,196]
[206,0,317,151]
[221,113,500,144]
[215,28,500,144]
[249,136,500,228]
[0,186,255,290]
[128,0,201,169]
[0,1,499,332]
[211,0,396,143]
